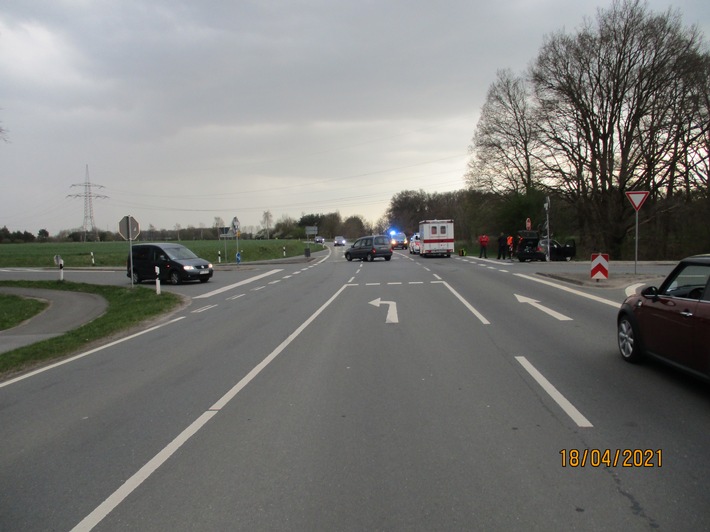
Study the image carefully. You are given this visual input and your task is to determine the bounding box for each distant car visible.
[344,235,393,262]
[127,243,213,285]
[315,236,325,244]
[617,255,710,380]
[539,238,576,261]
[515,231,545,261]
[409,233,421,254]
[334,236,346,246]
[390,232,408,250]
[515,231,575,261]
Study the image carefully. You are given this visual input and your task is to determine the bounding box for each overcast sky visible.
[1,0,708,235]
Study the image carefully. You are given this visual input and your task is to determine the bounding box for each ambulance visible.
[418,219,454,257]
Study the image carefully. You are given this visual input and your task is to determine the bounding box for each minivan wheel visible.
[131,271,141,284]
[385,255,391,261]
[618,315,643,362]
[366,253,374,262]
[170,271,181,285]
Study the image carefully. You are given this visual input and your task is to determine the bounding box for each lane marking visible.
[226,294,245,301]
[514,273,619,308]
[514,294,572,321]
[191,305,218,314]
[194,270,283,299]
[368,298,399,323]
[516,356,593,428]
[438,281,490,325]
[0,318,186,389]
[73,284,350,531]
[626,283,646,297]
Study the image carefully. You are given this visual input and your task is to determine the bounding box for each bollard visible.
[91,251,95,266]
[59,259,64,281]
[218,250,221,264]
[155,266,161,295]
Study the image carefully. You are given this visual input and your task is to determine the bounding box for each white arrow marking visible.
[515,294,572,321]
[369,298,399,323]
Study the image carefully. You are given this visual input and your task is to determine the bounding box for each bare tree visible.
[468,69,540,195]
[530,0,708,256]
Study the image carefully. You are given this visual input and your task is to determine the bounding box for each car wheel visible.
[366,253,374,262]
[385,255,391,261]
[565,256,572,262]
[618,315,644,362]
[170,271,181,285]
[345,252,352,261]
[131,270,141,284]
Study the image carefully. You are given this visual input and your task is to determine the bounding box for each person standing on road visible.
[478,233,489,258]
[507,234,514,259]
[497,233,508,260]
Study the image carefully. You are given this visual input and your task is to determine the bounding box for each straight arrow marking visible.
[369,298,399,323]
[515,294,573,321]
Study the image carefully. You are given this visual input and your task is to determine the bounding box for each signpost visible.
[625,191,649,275]
[232,216,240,263]
[119,216,140,286]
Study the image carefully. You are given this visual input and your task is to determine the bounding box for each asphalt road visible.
[1,250,707,531]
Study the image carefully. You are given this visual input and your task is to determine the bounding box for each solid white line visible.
[211,284,349,412]
[0,317,186,389]
[71,411,218,531]
[433,274,442,280]
[440,281,490,325]
[72,284,350,530]
[515,356,593,428]
[514,273,620,307]
[194,270,283,299]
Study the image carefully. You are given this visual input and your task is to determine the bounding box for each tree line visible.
[467,0,710,259]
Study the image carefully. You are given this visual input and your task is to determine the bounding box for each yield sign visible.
[625,191,649,211]
[591,253,609,280]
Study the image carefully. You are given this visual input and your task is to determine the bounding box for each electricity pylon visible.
[68,164,108,242]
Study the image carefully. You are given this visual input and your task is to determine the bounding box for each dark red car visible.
[617,255,710,379]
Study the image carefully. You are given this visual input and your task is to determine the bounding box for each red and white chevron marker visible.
[591,253,609,280]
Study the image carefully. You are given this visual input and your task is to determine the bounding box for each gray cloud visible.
[1,0,707,233]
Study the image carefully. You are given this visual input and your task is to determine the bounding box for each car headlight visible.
[183,265,195,270]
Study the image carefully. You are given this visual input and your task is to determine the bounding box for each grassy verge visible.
[0,280,183,377]
[0,294,48,330]
[0,240,324,268]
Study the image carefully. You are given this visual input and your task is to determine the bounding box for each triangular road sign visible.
[625,191,649,211]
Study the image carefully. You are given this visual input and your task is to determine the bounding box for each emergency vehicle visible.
[418,219,454,257]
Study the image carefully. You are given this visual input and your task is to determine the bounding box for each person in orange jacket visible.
[478,233,489,258]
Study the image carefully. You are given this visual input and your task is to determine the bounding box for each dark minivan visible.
[127,243,213,284]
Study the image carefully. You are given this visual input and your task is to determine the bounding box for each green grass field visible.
[0,239,324,268]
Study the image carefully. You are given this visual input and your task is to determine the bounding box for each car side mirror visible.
[641,286,659,300]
